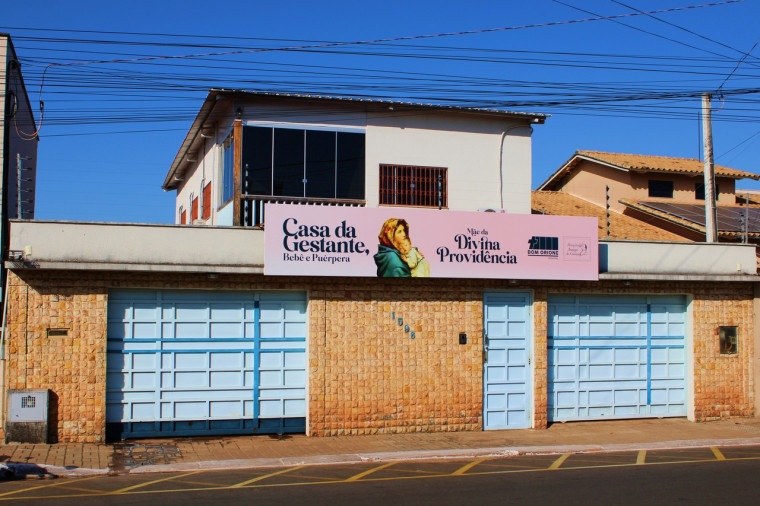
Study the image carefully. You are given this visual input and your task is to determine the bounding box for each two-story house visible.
[2,91,757,444]
[536,150,760,243]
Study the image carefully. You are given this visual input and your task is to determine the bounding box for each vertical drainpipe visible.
[232,106,243,226]
[499,124,533,211]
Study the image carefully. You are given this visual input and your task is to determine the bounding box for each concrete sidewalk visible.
[3,417,760,478]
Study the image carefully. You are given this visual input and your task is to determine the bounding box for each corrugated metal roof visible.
[209,88,550,120]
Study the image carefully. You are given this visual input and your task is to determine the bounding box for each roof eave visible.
[163,90,225,191]
[537,152,629,191]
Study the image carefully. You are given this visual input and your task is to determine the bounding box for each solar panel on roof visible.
[637,201,760,234]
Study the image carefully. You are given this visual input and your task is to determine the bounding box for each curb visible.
[117,435,760,476]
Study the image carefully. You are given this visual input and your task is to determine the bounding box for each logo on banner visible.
[527,236,559,258]
[563,237,592,261]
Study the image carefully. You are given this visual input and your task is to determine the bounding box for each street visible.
[3,444,760,504]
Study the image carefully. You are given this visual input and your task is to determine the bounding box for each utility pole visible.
[702,93,718,242]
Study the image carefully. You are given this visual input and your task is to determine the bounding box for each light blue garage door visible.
[106,289,307,438]
[548,295,686,422]
[483,292,532,430]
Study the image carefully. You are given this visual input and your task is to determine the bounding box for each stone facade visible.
[1,270,754,442]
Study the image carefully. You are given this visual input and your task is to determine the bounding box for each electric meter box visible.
[5,389,49,443]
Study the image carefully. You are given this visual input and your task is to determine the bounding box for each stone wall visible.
[0,270,754,442]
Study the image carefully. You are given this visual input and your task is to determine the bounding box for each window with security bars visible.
[379,165,447,208]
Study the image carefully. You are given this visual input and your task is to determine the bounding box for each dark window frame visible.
[242,125,365,201]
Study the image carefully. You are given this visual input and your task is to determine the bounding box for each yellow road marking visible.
[345,461,398,481]
[452,458,487,476]
[230,465,305,488]
[110,470,202,494]
[548,454,570,470]
[1,448,751,501]
[0,475,100,497]
[711,447,726,461]
[636,450,646,465]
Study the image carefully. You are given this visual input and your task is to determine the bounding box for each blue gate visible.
[106,289,307,438]
[483,292,532,430]
[548,295,686,422]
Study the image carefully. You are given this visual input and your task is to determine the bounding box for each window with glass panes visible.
[242,126,365,200]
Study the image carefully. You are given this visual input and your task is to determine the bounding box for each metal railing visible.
[240,195,366,227]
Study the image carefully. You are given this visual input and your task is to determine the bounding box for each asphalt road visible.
[3,445,760,505]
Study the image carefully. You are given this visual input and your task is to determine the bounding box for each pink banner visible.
[264,204,598,280]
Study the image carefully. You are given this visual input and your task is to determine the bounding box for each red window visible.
[379,164,447,208]
[202,182,212,219]
[191,197,199,222]
[180,209,187,225]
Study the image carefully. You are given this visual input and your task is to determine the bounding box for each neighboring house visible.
[537,150,760,243]
[2,91,758,444]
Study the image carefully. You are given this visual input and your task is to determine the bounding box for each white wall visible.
[366,111,533,213]
[173,102,537,224]
[175,121,232,226]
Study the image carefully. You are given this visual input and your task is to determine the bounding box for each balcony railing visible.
[240,195,366,227]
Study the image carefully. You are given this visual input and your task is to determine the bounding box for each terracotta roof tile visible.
[531,191,689,241]
[575,150,759,179]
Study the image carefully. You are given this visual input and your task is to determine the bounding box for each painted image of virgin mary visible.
[374,218,430,277]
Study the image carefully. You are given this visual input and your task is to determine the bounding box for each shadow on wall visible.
[598,243,608,272]
[47,391,59,444]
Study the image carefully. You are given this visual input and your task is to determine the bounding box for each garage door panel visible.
[210,371,244,388]
[284,399,306,416]
[209,323,243,338]
[588,364,613,379]
[284,351,306,368]
[107,289,307,438]
[554,364,576,380]
[210,352,243,369]
[589,348,614,363]
[175,323,207,338]
[613,364,639,378]
[556,322,577,336]
[209,401,244,418]
[548,295,686,422]
[175,353,206,369]
[131,403,155,419]
[284,369,306,385]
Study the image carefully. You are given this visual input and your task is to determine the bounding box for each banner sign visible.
[264,204,598,280]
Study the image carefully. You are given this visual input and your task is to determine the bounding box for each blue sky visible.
[5,0,760,223]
